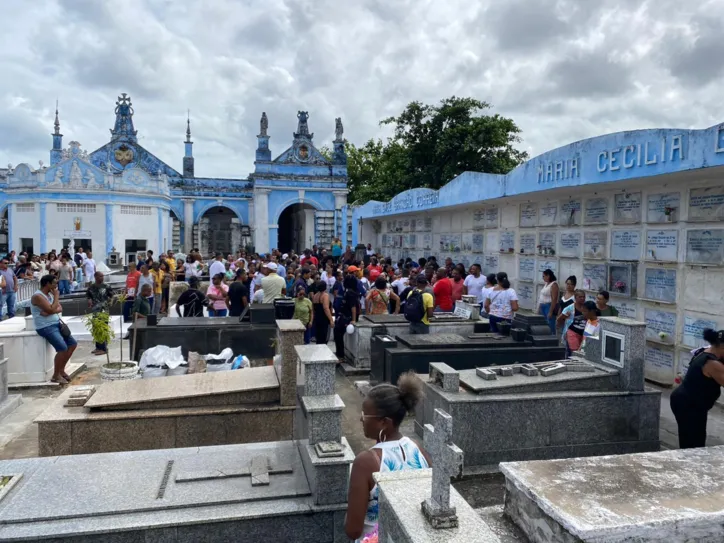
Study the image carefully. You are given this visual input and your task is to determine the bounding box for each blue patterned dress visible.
[359,437,429,541]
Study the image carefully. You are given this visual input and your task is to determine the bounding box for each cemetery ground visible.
[1,337,724,530]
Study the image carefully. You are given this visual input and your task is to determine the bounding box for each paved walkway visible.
[2,342,723,460]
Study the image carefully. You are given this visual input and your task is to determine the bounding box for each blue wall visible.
[352,123,724,243]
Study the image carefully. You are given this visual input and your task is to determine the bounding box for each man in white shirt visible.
[82,251,97,284]
[261,262,286,303]
[463,263,486,304]
[208,252,225,278]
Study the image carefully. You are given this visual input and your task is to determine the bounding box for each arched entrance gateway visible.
[277,203,317,254]
[199,206,233,256]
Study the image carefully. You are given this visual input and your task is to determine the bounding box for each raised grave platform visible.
[36,366,295,456]
[378,332,565,385]
[502,446,724,542]
[0,440,349,542]
[416,317,660,468]
[129,307,277,361]
[344,313,479,372]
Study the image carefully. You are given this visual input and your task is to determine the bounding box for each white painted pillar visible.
[183,199,194,252]
[253,188,270,253]
[304,208,316,249]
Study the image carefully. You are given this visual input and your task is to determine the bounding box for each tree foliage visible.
[346,97,527,204]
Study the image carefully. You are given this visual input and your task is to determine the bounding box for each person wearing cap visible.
[261,262,286,304]
[670,328,724,449]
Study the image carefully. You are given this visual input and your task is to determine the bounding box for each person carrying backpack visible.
[404,275,434,334]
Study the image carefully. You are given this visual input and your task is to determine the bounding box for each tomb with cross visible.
[421,408,464,529]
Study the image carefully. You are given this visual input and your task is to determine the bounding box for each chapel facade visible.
[0,94,349,262]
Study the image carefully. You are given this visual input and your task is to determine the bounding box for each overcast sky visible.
[1,0,723,179]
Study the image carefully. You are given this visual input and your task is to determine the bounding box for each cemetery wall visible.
[352,123,724,385]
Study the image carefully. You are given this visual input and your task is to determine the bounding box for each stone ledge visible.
[301,395,345,413]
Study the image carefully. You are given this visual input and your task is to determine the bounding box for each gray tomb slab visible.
[396,333,519,350]
[686,229,724,265]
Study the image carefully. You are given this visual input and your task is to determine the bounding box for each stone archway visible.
[196,206,245,257]
[278,203,316,254]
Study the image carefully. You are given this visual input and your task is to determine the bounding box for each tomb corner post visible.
[598,317,646,392]
[275,319,305,406]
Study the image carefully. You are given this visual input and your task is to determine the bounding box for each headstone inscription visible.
[647,192,680,223]
[686,229,724,265]
[537,259,557,277]
[538,232,556,255]
[614,192,642,223]
[646,230,678,261]
[644,268,677,303]
[644,344,675,382]
[520,203,538,227]
[611,299,638,319]
[560,199,581,226]
[539,202,558,226]
[517,283,535,310]
[689,187,724,222]
[584,197,609,224]
[583,231,607,259]
[484,207,498,228]
[520,233,536,254]
[420,408,463,529]
[499,231,515,253]
[519,257,535,281]
[472,233,484,253]
[644,309,676,344]
[582,264,606,292]
[683,315,719,348]
[559,232,581,258]
[483,255,499,274]
[611,230,641,261]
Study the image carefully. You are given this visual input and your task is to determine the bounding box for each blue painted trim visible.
[352,123,724,223]
[105,204,114,257]
[157,208,164,254]
[271,197,323,224]
[39,203,47,253]
[3,192,172,209]
[193,202,244,223]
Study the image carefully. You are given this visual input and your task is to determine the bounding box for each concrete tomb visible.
[502,446,724,543]
[0,344,21,422]
[36,319,305,456]
[343,313,478,375]
[129,304,277,361]
[416,317,660,468]
[0,341,354,542]
[376,408,500,543]
[377,319,565,385]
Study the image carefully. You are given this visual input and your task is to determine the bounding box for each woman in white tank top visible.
[537,268,559,334]
[344,374,431,542]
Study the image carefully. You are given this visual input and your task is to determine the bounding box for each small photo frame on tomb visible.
[602,330,625,368]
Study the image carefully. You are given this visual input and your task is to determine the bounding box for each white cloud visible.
[1,0,723,176]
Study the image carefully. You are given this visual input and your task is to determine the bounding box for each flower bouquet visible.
[614,280,626,293]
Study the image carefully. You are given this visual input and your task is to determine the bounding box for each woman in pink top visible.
[206,273,229,317]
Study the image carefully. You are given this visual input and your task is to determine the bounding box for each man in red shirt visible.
[367,257,383,282]
[432,267,453,312]
[450,267,465,304]
[124,261,142,322]
[300,249,319,268]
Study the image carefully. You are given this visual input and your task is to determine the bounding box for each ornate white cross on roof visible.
[421,408,463,529]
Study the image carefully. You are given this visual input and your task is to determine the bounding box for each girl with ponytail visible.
[345,372,431,541]
[670,328,724,448]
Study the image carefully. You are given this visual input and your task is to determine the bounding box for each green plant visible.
[82,311,115,365]
[113,293,128,362]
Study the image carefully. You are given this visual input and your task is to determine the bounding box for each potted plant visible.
[83,310,137,381]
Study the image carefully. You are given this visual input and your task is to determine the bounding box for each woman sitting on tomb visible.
[345,372,431,542]
[671,329,724,449]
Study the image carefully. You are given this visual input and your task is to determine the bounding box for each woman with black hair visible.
[484,272,519,332]
[671,329,724,449]
[538,269,559,334]
[345,372,431,541]
[333,275,360,361]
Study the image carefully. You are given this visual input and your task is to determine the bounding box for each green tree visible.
[347,97,527,204]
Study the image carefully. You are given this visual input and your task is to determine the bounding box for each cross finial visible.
[421,408,463,529]
[53,99,60,135]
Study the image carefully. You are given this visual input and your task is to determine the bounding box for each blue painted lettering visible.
[623,145,635,168]
[597,151,608,173]
[555,161,563,180]
[538,157,581,183]
[609,148,621,171]
[670,135,683,161]
[644,141,657,165]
